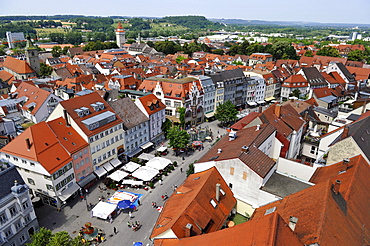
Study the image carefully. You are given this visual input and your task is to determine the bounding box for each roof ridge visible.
[315,180,333,243]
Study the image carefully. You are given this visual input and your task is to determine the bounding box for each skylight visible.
[210,199,217,208]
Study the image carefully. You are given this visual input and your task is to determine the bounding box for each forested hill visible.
[162,16,224,30]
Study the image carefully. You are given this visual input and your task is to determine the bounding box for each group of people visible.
[127,221,141,231]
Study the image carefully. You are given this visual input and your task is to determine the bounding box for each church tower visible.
[115,22,126,48]
[25,36,40,74]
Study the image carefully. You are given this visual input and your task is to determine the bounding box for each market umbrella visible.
[117,200,132,209]
[133,243,143,246]
[131,166,159,181]
[192,141,203,146]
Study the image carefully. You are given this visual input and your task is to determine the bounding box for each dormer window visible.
[74,109,84,117]
[80,107,90,115]
[91,103,99,112]
[96,102,105,110]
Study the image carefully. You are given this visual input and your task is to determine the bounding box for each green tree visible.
[271,41,298,60]
[186,163,195,177]
[62,46,70,55]
[178,107,186,128]
[214,100,238,126]
[49,33,64,44]
[65,32,82,45]
[27,227,86,246]
[161,118,173,138]
[51,46,62,57]
[27,227,52,246]
[347,49,365,61]
[39,62,53,77]
[176,55,186,64]
[316,46,340,57]
[304,50,314,57]
[289,89,302,98]
[212,49,224,55]
[167,126,190,155]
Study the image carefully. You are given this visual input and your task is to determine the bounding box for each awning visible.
[146,157,172,170]
[257,100,265,104]
[157,146,167,152]
[109,158,121,168]
[131,166,159,181]
[205,112,215,118]
[140,142,153,149]
[265,97,275,101]
[58,182,80,201]
[127,148,142,158]
[121,180,143,185]
[94,167,107,178]
[247,101,257,106]
[77,173,96,188]
[102,162,114,172]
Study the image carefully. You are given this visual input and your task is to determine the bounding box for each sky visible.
[1,0,370,25]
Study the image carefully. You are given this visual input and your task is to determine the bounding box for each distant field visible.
[35,28,67,35]
[150,23,188,32]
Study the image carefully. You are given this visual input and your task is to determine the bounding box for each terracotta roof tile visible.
[3,56,34,74]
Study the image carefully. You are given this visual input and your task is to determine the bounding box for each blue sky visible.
[1,0,369,24]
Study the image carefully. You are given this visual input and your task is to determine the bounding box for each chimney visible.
[217,148,222,154]
[274,104,281,118]
[241,145,249,153]
[25,138,31,151]
[341,126,349,139]
[255,125,260,131]
[216,183,221,202]
[289,216,298,231]
[63,109,70,127]
[304,111,309,121]
[332,180,341,194]
[184,223,192,238]
[341,158,350,172]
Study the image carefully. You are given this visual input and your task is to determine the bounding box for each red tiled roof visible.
[0,70,14,83]
[137,94,166,115]
[3,56,34,74]
[150,167,236,239]
[1,121,72,174]
[252,155,370,246]
[230,112,259,130]
[153,212,303,246]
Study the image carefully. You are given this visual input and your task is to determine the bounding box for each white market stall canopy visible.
[121,180,144,186]
[146,157,172,170]
[109,158,121,168]
[131,166,159,181]
[138,153,155,161]
[157,146,167,152]
[92,201,117,219]
[121,162,141,173]
[107,170,129,182]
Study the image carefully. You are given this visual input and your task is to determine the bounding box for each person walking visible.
[127,221,131,228]
[129,211,133,219]
[180,168,183,173]
[113,227,117,234]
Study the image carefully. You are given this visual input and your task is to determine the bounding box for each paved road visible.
[35,120,227,246]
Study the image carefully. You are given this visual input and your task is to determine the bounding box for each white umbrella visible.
[107,170,129,182]
[146,157,172,170]
[121,162,141,173]
[91,201,117,219]
[131,166,159,181]
[138,153,155,161]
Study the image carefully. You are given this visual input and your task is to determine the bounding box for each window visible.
[22,160,27,164]
[46,184,54,191]
[310,146,316,154]
[112,148,116,155]
[73,154,78,160]
[165,100,171,106]
[89,137,94,143]
[27,178,35,185]
[80,160,84,166]
[13,157,18,161]
[243,172,248,180]
[0,213,7,225]
[230,167,234,175]
[15,221,21,230]
[85,157,89,163]
[165,109,172,116]
[229,183,233,189]
[24,215,31,223]
[44,175,51,180]
[20,234,26,243]
[76,163,80,169]
[22,201,29,210]
[9,206,17,217]
[4,227,13,237]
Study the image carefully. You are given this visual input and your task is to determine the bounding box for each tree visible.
[27,227,86,246]
[178,107,186,127]
[175,55,186,64]
[161,118,172,138]
[62,46,70,55]
[289,89,302,98]
[49,33,64,44]
[51,46,62,57]
[271,41,298,60]
[347,49,365,61]
[167,126,190,155]
[65,32,82,45]
[39,62,53,77]
[316,46,340,57]
[214,100,238,126]
[212,49,224,55]
[186,163,194,177]
[304,50,314,57]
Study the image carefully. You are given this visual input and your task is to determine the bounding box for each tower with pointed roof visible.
[25,36,40,74]
[115,22,126,48]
